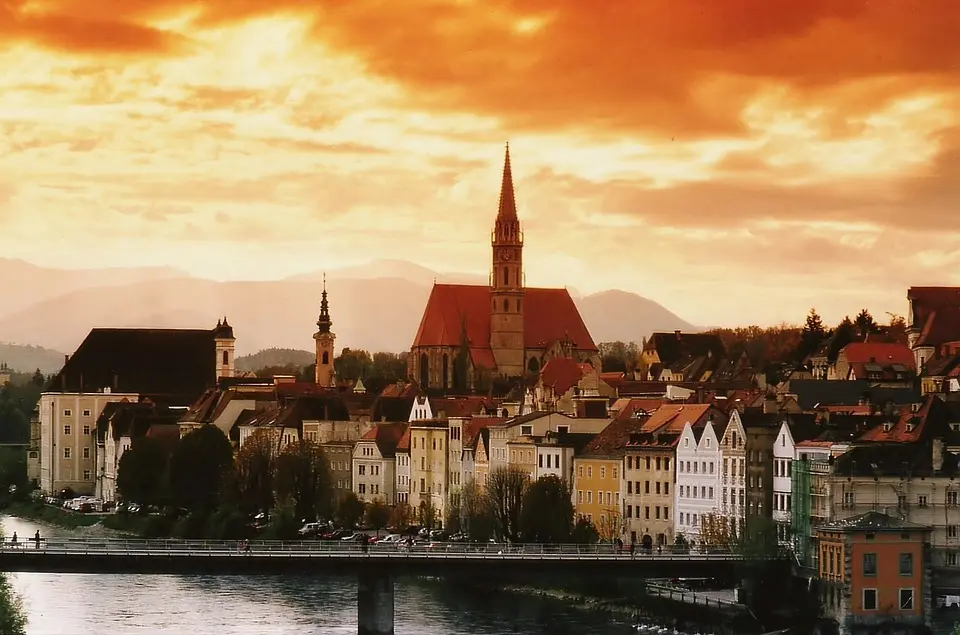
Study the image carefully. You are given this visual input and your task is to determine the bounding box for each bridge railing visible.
[0,538,767,560]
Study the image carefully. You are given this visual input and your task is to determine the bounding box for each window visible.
[899,588,914,610]
[64,448,71,459]
[521,425,532,436]
[863,589,877,611]
[899,552,914,576]
[949,491,959,506]
[578,466,583,478]
[82,447,90,459]
[82,425,90,435]
[82,409,91,417]
[63,425,71,435]
[64,409,72,417]
[664,458,670,470]
[918,495,928,508]
[577,490,583,503]
[83,470,91,481]
[863,552,877,576]
[600,467,606,479]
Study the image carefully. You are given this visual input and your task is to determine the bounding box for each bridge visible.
[0,539,785,635]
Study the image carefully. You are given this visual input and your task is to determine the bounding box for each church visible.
[409,145,600,390]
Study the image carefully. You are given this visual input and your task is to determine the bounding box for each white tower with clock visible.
[489,143,526,378]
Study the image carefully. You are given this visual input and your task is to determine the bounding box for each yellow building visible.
[409,419,449,526]
[573,419,648,541]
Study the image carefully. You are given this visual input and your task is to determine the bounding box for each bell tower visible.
[214,317,236,381]
[314,275,336,387]
[489,143,526,378]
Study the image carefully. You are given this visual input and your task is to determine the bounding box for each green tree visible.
[854,309,877,338]
[0,572,26,635]
[30,369,44,387]
[886,313,908,345]
[334,348,374,382]
[519,475,574,543]
[336,491,365,528]
[169,425,234,511]
[117,437,170,506]
[444,495,462,534]
[0,448,26,491]
[598,341,640,374]
[389,503,413,530]
[798,307,826,360]
[235,429,279,514]
[828,317,858,362]
[485,466,528,542]
[571,517,599,544]
[418,497,439,530]
[459,480,494,541]
[364,498,391,535]
[274,439,333,523]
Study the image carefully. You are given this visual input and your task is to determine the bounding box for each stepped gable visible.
[52,327,218,403]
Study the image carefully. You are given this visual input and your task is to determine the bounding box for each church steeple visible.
[314,274,336,387]
[497,142,518,221]
[317,273,332,334]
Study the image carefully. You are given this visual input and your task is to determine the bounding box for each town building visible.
[816,512,932,635]
[408,145,600,390]
[39,320,235,495]
[352,423,407,503]
[675,414,726,543]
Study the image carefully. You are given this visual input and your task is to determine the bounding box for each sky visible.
[1,0,959,328]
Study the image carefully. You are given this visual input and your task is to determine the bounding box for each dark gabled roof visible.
[785,380,919,411]
[832,443,959,479]
[360,423,408,458]
[580,419,648,458]
[95,400,182,444]
[52,327,219,403]
[370,396,416,423]
[645,332,726,367]
[819,511,932,533]
[784,413,820,443]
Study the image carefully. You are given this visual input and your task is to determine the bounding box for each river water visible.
[2,516,636,635]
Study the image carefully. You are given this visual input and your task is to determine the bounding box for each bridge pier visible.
[357,572,394,635]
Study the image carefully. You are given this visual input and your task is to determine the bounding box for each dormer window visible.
[883,423,893,432]
[684,438,689,448]
[905,423,914,433]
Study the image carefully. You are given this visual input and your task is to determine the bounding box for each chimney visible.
[675,330,682,339]
[64,354,69,365]
[933,438,945,472]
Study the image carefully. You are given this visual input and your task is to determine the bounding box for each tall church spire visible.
[317,273,332,333]
[497,142,517,221]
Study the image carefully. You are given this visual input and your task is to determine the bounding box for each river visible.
[2,516,636,635]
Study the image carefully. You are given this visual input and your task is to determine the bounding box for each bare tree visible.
[235,429,279,514]
[274,439,333,523]
[460,480,494,541]
[485,466,528,542]
[596,506,623,543]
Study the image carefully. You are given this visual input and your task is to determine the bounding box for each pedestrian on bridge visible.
[10,532,17,548]
[33,531,40,549]
[629,541,636,560]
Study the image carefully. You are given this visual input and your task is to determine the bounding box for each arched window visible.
[503,267,509,286]
[222,351,229,365]
[527,357,540,374]
[322,351,329,365]
[504,299,510,312]
[419,353,430,388]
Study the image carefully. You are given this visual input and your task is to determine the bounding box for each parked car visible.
[298,523,324,538]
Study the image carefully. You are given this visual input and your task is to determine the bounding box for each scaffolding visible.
[791,457,813,566]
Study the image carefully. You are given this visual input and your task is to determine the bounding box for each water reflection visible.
[2,515,633,635]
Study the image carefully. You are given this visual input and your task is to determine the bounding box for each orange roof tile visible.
[857,395,949,443]
[396,426,411,452]
[411,284,598,367]
[540,357,586,395]
[639,404,715,435]
[842,343,915,367]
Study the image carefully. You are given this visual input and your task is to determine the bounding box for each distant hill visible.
[0,261,697,355]
[236,348,315,373]
[0,343,68,374]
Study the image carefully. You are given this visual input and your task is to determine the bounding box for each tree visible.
[571,517,599,544]
[828,317,858,362]
[519,475,574,543]
[798,308,826,360]
[0,448,27,491]
[30,369,44,387]
[365,498,390,535]
[389,503,413,530]
[595,506,623,543]
[444,495,462,534]
[274,439,333,523]
[418,497,439,530]
[854,309,877,339]
[886,313,908,345]
[334,348,374,382]
[117,437,170,506]
[336,492,365,528]
[169,425,234,511]
[598,341,640,374]
[699,513,738,548]
[235,429,279,514]
[485,466,528,542]
[0,572,26,635]
[458,480,494,541]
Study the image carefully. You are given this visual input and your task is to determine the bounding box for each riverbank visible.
[1,501,137,535]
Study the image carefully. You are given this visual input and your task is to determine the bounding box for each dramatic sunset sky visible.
[1,0,958,326]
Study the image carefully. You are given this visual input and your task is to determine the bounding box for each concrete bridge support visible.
[357,572,394,635]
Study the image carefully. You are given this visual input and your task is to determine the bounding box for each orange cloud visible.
[0,0,959,329]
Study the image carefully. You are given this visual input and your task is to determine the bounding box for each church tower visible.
[314,275,336,387]
[214,317,236,380]
[489,143,526,378]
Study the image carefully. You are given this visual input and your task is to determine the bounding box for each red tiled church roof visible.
[411,284,597,367]
[540,357,587,396]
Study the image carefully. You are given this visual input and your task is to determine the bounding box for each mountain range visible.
[0,258,697,372]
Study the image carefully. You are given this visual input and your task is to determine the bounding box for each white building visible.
[352,423,407,503]
[675,419,723,541]
[718,409,747,534]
